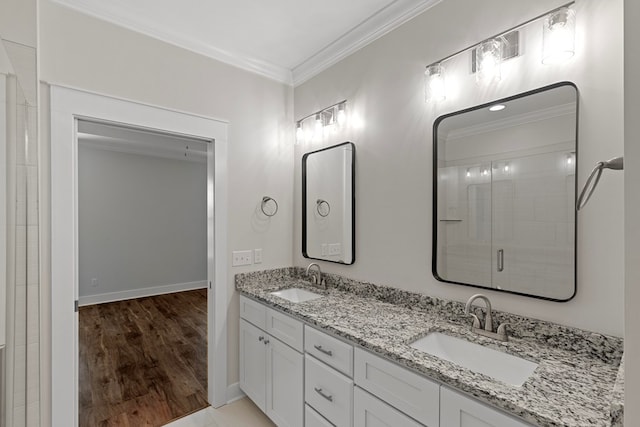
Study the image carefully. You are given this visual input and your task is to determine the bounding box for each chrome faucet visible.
[464,294,508,342]
[306,263,326,289]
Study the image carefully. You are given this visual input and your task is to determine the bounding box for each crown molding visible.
[53,0,442,88]
[51,0,293,84]
[292,0,442,86]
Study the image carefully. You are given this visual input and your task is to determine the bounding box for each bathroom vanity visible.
[237,268,623,427]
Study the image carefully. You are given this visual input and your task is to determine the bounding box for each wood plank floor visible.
[79,289,208,427]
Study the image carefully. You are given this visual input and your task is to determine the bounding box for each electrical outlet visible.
[91,278,98,287]
[232,250,252,266]
[254,248,263,264]
[328,243,342,255]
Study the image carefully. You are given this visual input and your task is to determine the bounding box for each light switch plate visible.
[232,250,252,266]
[254,248,263,264]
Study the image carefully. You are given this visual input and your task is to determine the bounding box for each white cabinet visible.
[239,319,267,409]
[305,354,354,427]
[354,386,423,427]
[440,387,531,427]
[354,348,439,426]
[239,297,304,427]
[266,335,304,426]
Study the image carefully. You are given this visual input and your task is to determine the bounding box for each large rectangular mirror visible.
[303,142,355,264]
[433,82,578,301]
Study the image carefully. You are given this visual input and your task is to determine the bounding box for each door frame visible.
[50,85,228,426]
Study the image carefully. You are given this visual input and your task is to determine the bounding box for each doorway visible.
[76,119,210,424]
[50,86,229,426]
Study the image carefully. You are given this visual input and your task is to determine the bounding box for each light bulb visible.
[489,104,506,112]
[542,7,576,64]
[476,39,502,84]
[466,168,471,178]
[295,122,303,144]
[337,103,347,126]
[503,163,510,172]
[425,64,446,102]
[314,113,323,139]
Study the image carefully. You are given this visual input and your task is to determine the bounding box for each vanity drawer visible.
[305,404,335,427]
[305,354,353,427]
[240,295,266,329]
[354,386,423,427]
[266,307,303,352]
[354,348,439,426]
[305,326,354,377]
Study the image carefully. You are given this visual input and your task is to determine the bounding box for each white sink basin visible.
[270,287,324,303]
[410,332,538,387]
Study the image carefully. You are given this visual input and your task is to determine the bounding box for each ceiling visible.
[52,0,442,85]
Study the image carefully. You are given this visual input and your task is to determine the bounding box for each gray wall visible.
[624,0,639,421]
[294,0,624,336]
[78,145,207,302]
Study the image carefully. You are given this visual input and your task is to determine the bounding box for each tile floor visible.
[165,397,276,427]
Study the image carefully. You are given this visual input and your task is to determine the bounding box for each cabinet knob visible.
[258,336,264,341]
[264,339,270,345]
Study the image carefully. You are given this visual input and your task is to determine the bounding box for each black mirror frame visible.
[302,141,356,265]
[432,81,579,302]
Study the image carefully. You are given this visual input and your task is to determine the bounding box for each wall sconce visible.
[425,63,446,102]
[542,7,576,64]
[295,100,348,144]
[476,38,503,84]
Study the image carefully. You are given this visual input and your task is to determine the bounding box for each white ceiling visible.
[52,0,442,85]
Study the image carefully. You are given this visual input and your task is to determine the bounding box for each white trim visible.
[292,0,443,86]
[0,74,6,349]
[50,0,293,85]
[77,280,207,307]
[226,382,246,404]
[50,85,228,426]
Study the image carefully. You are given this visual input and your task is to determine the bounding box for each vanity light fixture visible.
[425,63,446,102]
[295,100,348,143]
[488,104,506,112]
[466,168,471,177]
[503,163,510,173]
[542,7,576,64]
[476,38,503,84]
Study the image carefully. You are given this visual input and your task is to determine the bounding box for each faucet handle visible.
[468,313,482,329]
[496,323,509,341]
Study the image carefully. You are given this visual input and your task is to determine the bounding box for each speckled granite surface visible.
[236,268,624,427]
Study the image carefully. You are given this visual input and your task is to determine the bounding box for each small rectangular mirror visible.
[433,82,578,301]
[303,142,355,264]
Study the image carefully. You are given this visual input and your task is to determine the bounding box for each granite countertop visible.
[236,268,624,427]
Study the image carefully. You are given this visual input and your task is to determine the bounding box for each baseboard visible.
[226,382,246,404]
[78,280,207,306]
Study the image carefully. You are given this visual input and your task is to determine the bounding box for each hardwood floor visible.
[79,289,208,426]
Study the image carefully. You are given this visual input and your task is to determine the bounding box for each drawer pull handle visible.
[314,345,333,356]
[258,336,264,342]
[314,387,333,402]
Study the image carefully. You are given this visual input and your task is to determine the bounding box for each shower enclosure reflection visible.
[433,82,578,301]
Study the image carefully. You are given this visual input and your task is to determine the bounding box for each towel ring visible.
[261,196,278,217]
[316,199,330,217]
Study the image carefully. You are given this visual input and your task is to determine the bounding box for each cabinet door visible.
[354,387,423,427]
[239,319,267,410]
[440,387,531,427]
[266,337,304,427]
